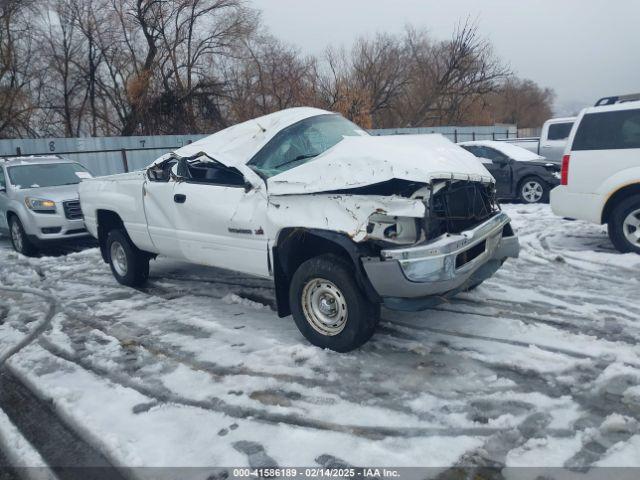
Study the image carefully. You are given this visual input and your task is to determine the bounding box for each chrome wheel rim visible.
[110,241,128,277]
[623,208,640,247]
[522,181,544,203]
[301,278,348,336]
[10,221,23,253]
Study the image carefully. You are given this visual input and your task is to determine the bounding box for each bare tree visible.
[223,33,317,123]
[490,77,555,128]
[400,20,509,127]
[349,32,409,127]
[0,0,39,138]
[314,46,373,127]
[1,7,554,137]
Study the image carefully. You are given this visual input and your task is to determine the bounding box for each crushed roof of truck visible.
[152,107,330,168]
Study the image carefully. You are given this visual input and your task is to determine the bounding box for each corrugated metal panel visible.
[0,135,206,177]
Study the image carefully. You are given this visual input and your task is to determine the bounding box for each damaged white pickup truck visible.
[79,108,519,351]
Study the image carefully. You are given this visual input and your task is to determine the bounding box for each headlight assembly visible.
[367,214,419,244]
[25,197,57,212]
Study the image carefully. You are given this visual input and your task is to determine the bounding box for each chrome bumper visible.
[361,212,519,300]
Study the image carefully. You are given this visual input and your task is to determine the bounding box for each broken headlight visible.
[366,214,419,244]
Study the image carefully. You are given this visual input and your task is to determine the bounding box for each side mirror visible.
[244,181,253,193]
[176,158,190,179]
[0,186,6,193]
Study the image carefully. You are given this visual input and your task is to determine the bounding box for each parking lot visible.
[1,203,639,472]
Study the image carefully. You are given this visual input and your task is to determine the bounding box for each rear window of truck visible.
[572,108,640,150]
[547,122,573,140]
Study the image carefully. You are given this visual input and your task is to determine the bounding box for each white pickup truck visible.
[79,108,519,351]
[505,117,576,163]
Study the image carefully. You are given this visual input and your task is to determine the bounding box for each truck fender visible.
[272,228,381,318]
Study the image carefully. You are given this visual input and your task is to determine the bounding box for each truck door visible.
[540,121,574,162]
[172,161,270,278]
[142,161,184,258]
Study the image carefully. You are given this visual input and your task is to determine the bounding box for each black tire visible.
[289,254,380,352]
[608,195,640,254]
[106,229,150,286]
[518,176,549,204]
[8,216,38,256]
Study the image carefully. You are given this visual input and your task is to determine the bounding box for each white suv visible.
[551,95,640,253]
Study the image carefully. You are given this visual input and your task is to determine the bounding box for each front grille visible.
[425,181,498,238]
[455,240,486,268]
[63,200,83,220]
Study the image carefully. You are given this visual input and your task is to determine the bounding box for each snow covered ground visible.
[1,204,639,474]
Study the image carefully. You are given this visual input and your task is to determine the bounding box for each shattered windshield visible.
[248,114,368,178]
[8,163,91,189]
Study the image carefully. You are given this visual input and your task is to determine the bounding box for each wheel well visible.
[272,228,380,317]
[602,184,640,224]
[96,210,125,262]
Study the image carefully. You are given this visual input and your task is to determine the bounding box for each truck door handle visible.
[174,194,186,204]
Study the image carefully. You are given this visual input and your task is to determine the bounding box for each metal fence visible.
[0,124,518,177]
[369,124,518,142]
[0,134,206,177]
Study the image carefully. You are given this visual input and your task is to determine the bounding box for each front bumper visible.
[361,212,519,308]
[22,209,90,242]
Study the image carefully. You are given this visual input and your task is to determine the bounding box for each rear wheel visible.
[289,254,380,352]
[9,216,37,256]
[518,176,548,204]
[608,196,640,254]
[106,229,150,286]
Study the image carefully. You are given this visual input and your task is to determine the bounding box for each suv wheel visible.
[9,216,37,256]
[289,254,380,352]
[519,176,548,204]
[106,229,150,286]
[608,196,640,254]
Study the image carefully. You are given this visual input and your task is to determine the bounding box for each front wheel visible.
[518,176,549,204]
[608,196,640,254]
[106,229,150,286]
[9,216,37,256]
[289,254,380,352]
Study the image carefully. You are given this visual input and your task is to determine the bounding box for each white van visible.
[551,95,640,253]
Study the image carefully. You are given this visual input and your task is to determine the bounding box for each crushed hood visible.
[267,134,494,195]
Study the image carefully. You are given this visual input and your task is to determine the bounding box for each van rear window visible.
[572,108,640,150]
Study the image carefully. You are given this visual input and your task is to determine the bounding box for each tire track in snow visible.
[0,369,125,480]
[36,336,578,441]
[58,306,336,389]
[426,303,640,346]
[0,287,58,367]
[382,318,596,361]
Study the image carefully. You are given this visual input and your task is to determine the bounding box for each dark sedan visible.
[459,141,561,203]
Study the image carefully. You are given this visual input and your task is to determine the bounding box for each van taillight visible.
[561,155,570,185]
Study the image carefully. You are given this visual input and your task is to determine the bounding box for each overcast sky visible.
[253,0,640,117]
